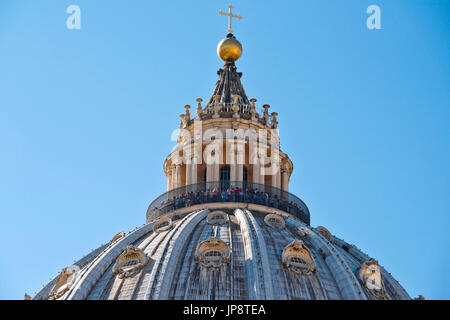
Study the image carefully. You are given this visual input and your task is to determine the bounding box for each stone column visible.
[186,159,192,187]
[191,156,198,184]
[230,148,237,182]
[167,167,172,191]
[253,161,261,185]
[206,162,213,183]
[175,164,181,189]
[237,147,245,181]
[272,166,281,189]
[170,165,176,190]
[214,162,220,182]
[282,169,289,192]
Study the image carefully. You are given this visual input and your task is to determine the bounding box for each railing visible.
[146,181,310,225]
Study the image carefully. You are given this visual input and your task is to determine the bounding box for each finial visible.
[196,98,203,118]
[232,95,240,118]
[217,5,243,62]
[179,114,186,129]
[213,95,221,118]
[263,104,271,124]
[250,98,257,120]
[271,112,279,129]
[184,105,191,122]
[218,4,242,34]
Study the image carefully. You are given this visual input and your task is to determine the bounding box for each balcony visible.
[146,181,310,225]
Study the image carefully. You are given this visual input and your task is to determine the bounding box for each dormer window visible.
[196,237,230,268]
[121,259,139,268]
[153,217,173,233]
[113,246,150,279]
[282,240,315,276]
[207,211,228,225]
[359,259,387,300]
[264,214,285,230]
[317,226,333,243]
[49,265,80,300]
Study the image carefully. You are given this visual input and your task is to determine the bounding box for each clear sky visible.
[0,0,448,300]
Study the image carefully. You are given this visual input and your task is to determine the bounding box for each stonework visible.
[30,11,411,300]
[32,208,410,300]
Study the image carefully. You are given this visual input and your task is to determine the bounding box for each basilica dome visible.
[30,7,411,301]
[33,207,410,300]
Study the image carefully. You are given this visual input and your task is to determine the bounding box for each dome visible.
[32,207,410,300]
[217,34,242,61]
[30,5,412,301]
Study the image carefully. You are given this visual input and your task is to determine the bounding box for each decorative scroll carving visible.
[359,259,387,300]
[264,213,285,230]
[196,237,230,268]
[49,265,80,300]
[153,217,173,233]
[113,245,150,279]
[282,240,315,275]
[110,232,125,244]
[207,211,228,225]
[317,226,333,243]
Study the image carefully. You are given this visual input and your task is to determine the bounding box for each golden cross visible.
[218,4,242,34]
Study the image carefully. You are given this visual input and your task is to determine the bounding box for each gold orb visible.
[217,36,242,61]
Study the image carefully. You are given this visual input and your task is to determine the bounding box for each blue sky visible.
[0,0,448,299]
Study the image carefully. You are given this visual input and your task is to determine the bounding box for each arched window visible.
[220,166,230,189]
[153,217,173,233]
[121,259,139,268]
[207,211,228,225]
[159,221,169,228]
[204,251,222,258]
[264,214,286,230]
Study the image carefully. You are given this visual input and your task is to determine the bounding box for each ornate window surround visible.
[264,213,286,230]
[359,259,387,300]
[153,217,173,233]
[113,245,150,279]
[196,237,231,268]
[206,210,228,225]
[282,240,315,275]
[110,232,125,244]
[316,226,333,243]
[49,265,80,300]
